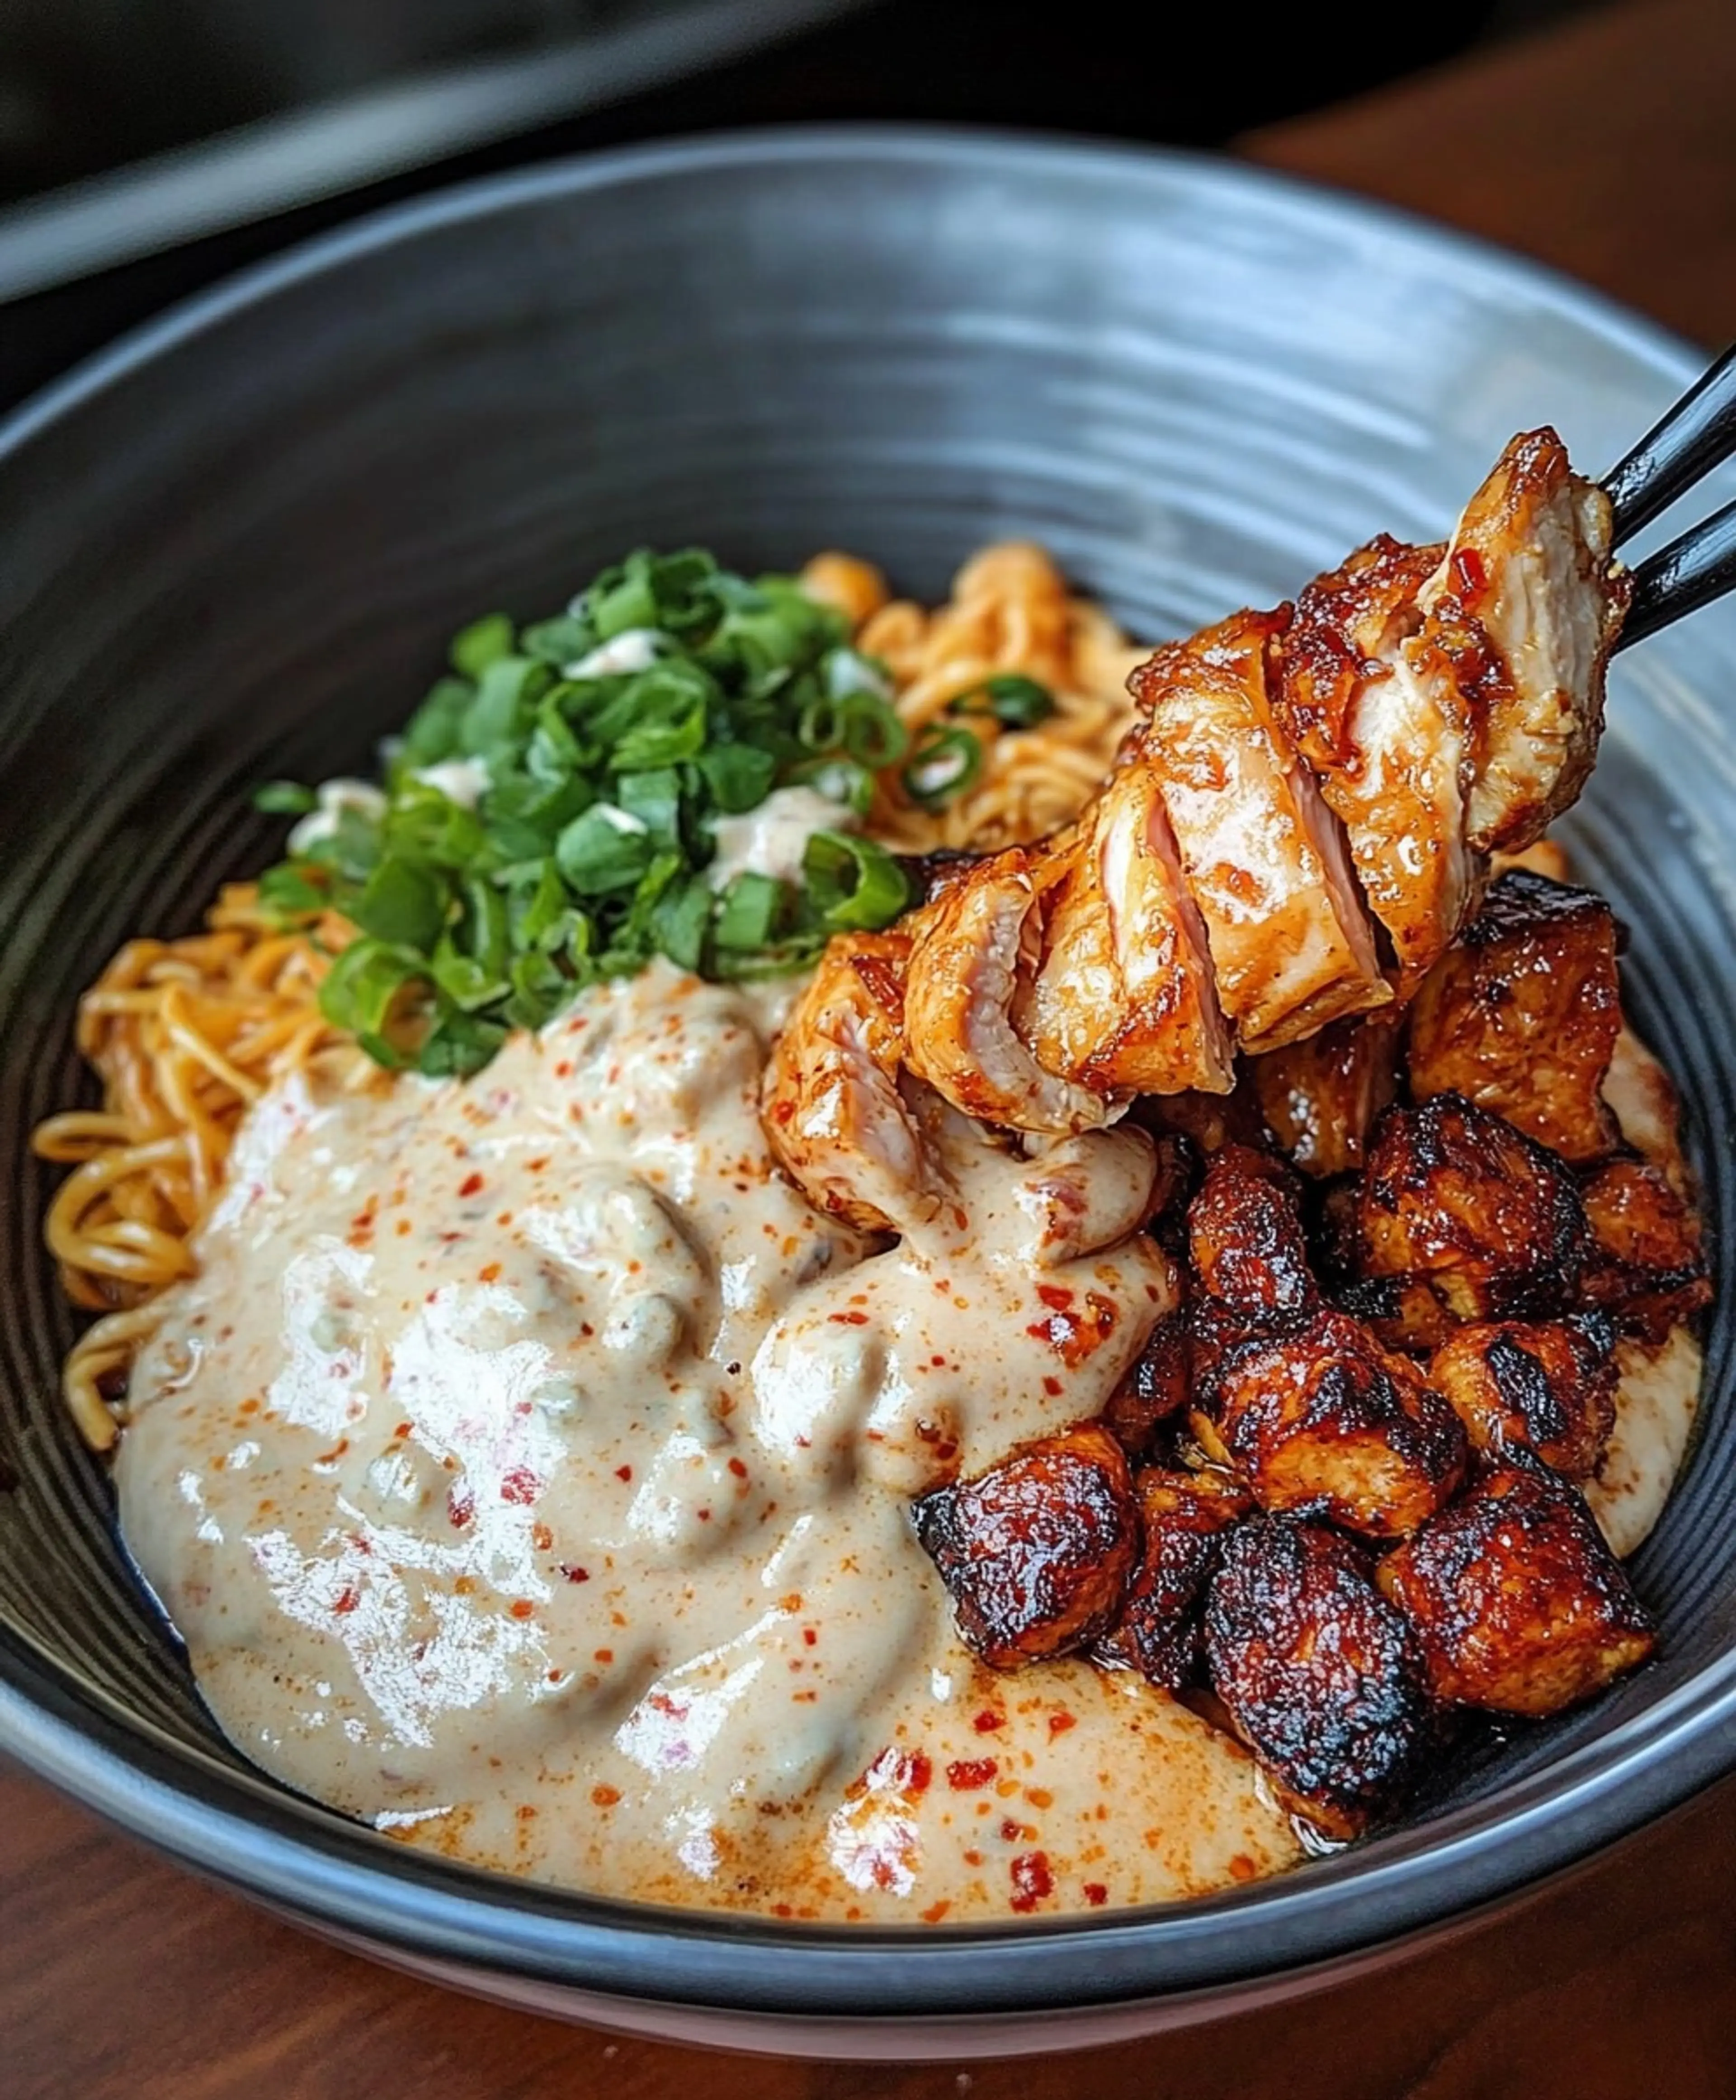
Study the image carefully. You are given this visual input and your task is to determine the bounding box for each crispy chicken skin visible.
[1251,1015,1402,1179]
[913,1423,1139,1668]
[1273,533,1478,983]
[1129,607,1391,1053]
[1196,1306,1467,1538]
[1204,1516,1435,1837]
[901,844,1113,1135]
[1408,870,1622,1161]
[762,930,934,1235]
[1187,1143,1315,1315]
[1029,758,1236,1096]
[1098,1468,1251,1690]
[1102,1309,1193,1457]
[1358,1095,1592,1323]
[1377,1459,1656,1716]
[1427,1316,1618,1478]
[1579,1156,1713,1342]
[1429,430,1629,854]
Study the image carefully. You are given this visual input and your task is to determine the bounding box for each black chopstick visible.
[1602,343,1736,548]
[1615,496,1736,651]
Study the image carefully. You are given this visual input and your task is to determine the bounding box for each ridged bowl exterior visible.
[0,131,1733,2055]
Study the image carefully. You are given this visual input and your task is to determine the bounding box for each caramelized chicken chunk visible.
[1204,1516,1434,1836]
[1197,1307,1466,1537]
[1102,1309,1192,1458]
[1579,1156,1713,1342]
[1407,870,1622,1162]
[1359,1095,1591,1322]
[1377,1460,1655,1715]
[913,1423,1139,1668]
[1427,1315,1618,1478]
[1098,1468,1251,1690]
[1252,1016,1402,1179]
[1131,606,1391,1052]
[1187,1143,1315,1315]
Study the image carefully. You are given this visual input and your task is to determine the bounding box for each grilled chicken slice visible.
[1194,1305,1467,1538]
[913,1423,1139,1668]
[1130,607,1391,1053]
[1205,1516,1435,1838]
[1358,1095,1592,1324]
[1274,533,1479,983]
[1428,429,1629,854]
[901,844,1113,1134]
[1407,869,1623,1161]
[1427,1315,1618,1478]
[762,931,936,1236]
[1377,1458,1655,1716]
[1273,432,1627,982]
[1097,1467,1251,1691]
[1028,758,1236,1096]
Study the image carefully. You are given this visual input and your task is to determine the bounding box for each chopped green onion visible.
[802,831,911,931]
[318,939,427,1040]
[555,806,654,896]
[450,613,516,680]
[947,672,1057,729]
[350,856,447,951]
[901,725,984,809]
[254,781,318,815]
[715,873,786,951]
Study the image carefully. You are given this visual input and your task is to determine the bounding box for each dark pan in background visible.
[0,130,1732,2058]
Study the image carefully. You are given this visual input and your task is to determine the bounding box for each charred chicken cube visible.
[913,1423,1139,1669]
[1197,1307,1466,1538]
[1252,1016,1402,1180]
[1102,1309,1192,1458]
[1407,870,1622,1163]
[1335,1274,1461,1356]
[1578,1155,1713,1342]
[1427,1315,1618,1478]
[1377,1459,1656,1716]
[1098,1468,1251,1689]
[1187,1143,1315,1314]
[1359,1095,1591,1321]
[1203,1516,1434,1837]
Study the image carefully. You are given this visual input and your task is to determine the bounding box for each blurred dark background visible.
[0,0,1604,413]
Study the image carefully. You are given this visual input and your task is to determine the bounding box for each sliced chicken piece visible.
[762,930,941,1236]
[1130,607,1391,1052]
[1027,758,1236,1096]
[1422,429,1629,854]
[1274,534,1481,984]
[902,844,1113,1134]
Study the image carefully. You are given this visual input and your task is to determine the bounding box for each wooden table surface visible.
[7,1,1736,2092]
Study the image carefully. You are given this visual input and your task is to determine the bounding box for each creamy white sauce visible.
[118,964,1297,1918]
[708,786,858,891]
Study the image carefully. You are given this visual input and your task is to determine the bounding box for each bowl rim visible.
[0,122,1729,2022]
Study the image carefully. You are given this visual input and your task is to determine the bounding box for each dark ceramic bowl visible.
[1,130,1733,2060]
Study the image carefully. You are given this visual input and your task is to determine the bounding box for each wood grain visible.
[1244,0,1736,347]
[9,0,1736,2090]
